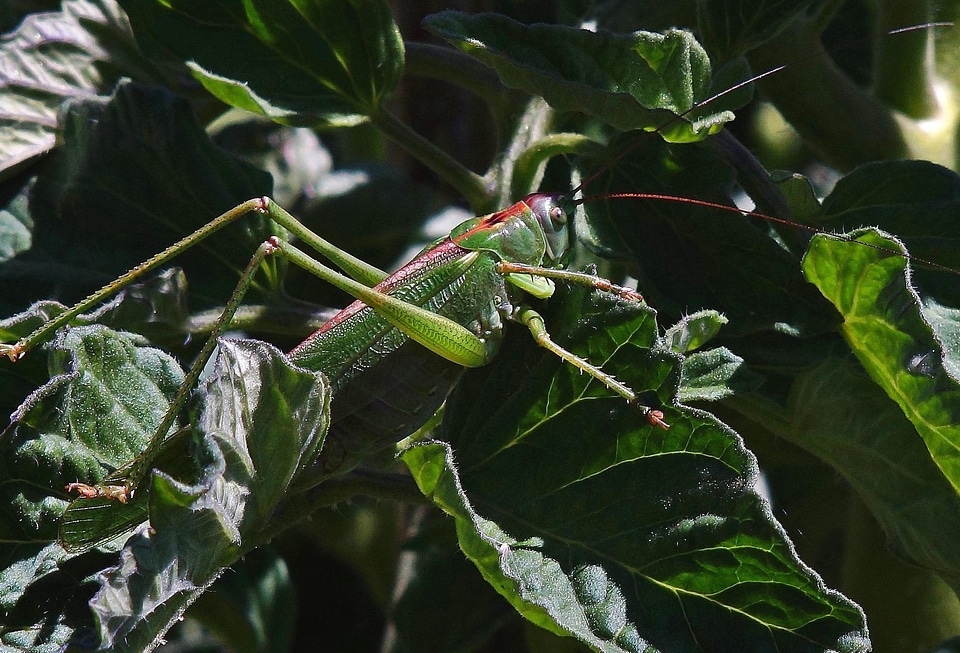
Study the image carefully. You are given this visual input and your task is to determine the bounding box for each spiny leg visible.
[496,261,644,303]
[513,307,668,429]
[66,239,284,502]
[1,196,388,362]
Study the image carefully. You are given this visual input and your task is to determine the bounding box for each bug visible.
[2,9,958,651]
[0,15,953,553]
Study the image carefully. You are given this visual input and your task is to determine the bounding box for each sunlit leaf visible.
[404,285,869,652]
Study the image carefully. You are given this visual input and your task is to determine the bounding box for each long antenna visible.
[566,22,957,277]
[569,22,952,198]
[574,192,960,277]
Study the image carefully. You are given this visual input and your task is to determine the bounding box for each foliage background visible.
[1,1,960,652]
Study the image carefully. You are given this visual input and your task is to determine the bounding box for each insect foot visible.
[65,482,131,504]
[643,408,669,430]
[0,342,24,362]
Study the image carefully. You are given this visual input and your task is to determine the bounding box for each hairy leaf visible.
[403,285,868,652]
[424,12,746,141]
[0,0,150,180]
[804,230,960,497]
[90,339,329,651]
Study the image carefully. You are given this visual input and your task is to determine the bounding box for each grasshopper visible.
[0,190,666,515]
[0,19,952,555]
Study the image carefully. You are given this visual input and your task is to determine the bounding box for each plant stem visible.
[874,0,939,119]
[510,132,601,198]
[747,15,909,170]
[371,109,491,211]
[251,469,429,549]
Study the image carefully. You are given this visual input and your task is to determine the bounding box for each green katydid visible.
[2,189,663,501]
[1,21,954,554]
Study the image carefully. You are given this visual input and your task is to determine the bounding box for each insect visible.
[0,18,953,556]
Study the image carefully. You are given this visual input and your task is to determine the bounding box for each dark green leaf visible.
[577,138,834,339]
[403,285,868,652]
[119,0,404,128]
[89,338,329,651]
[384,511,518,653]
[0,0,152,181]
[816,160,960,306]
[189,547,297,653]
[424,12,741,141]
[696,0,815,60]
[1,81,275,314]
[785,358,960,593]
[0,325,184,543]
[0,542,116,650]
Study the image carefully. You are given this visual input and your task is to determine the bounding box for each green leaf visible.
[119,0,404,128]
[403,285,868,652]
[0,542,117,650]
[577,139,834,339]
[663,309,727,353]
[785,358,960,592]
[1,81,275,314]
[0,175,33,263]
[679,346,759,402]
[189,547,297,653]
[424,12,740,142]
[0,0,151,181]
[0,325,185,543]
[696,0,816,60]
[803,229,960,497]
[89,338,329,651]
[816,160,960,307]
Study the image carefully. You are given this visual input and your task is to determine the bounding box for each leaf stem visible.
[510,132,602,198]
[251,470,429,549]
[371,109,491,211]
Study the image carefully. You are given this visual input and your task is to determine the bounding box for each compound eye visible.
[549,205,566,227]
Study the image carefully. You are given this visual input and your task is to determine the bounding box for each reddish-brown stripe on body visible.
[289,238,472,353]
[451,200,530,245]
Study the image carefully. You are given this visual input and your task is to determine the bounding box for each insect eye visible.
[549,206,566,227]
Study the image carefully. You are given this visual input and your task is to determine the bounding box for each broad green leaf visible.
[0,0,152,181]
[424,12,742,142]
[576,138,835,340]
[89,339,329,651]
[803,229,960,496]
[785,358,960,592]
[403,285,869,652]
[119,0,404,128]
[816,160,960,307]
[0,541,117,651]
[0,324,184,650]
[1,81,275,315]
[0,325,184,543]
